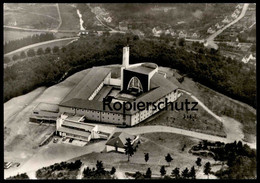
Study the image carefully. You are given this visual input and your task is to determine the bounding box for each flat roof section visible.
[66,115,84,122]
[34,103,59,113]
[57,126,91,138]
[126,65,155,75]
[62,120,95,131]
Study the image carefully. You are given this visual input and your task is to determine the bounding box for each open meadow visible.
[4,3,60,30]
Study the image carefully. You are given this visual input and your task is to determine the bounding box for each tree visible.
[7,173,29,180]
[96,160,105,174]
[61,47,66,53]
[177,76,185,83]
[250,44,256,52]
[165,153,173,166]
[20,51,26,59]
[145,168,152,178]
[178,38,185,46]
[160,166,166,177]
[182,167,189,179]
[83,167,91,177]
[182,144,186,151]
[52,46,60,53]
[133,35,139,41]
[45,47,51,54]
[189,166,196,179]
[144,153,149,163]
[196,157,202,169]
[213,153,219,163]
[124,138,135,162]
[27,49,35,57]
[110,167,116,175]
[74,160,82,169]
[12,54,19,61]
[171,167,180,179]
[37,48,44,55]
[204,162,211,179]
[4,57,11,63]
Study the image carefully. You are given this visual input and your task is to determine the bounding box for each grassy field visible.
[71,132,216,178]
[159,67,256,143]
[4,4,60,30]
[136,93,226,138]
[58,4,80,30]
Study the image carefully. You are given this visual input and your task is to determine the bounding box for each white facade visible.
[56,115,108,142]
[59,89,179,127]
[106,145,125,153]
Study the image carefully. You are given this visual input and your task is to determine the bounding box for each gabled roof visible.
[105,132,135,148]
[60,67,111,104]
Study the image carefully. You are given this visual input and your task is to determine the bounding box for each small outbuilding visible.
[105,132,139,153]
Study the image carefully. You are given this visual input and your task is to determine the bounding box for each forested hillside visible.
[4,33,55,54]
[4,34,256,109]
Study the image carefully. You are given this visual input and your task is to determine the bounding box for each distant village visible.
[77,3,255,66]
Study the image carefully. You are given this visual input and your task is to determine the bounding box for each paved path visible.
[4,25,57,33]
[4,37,79,57]
[4,25,79,33]
[120,125,255,149]
[76,163,85,179]
[178,89,223,122]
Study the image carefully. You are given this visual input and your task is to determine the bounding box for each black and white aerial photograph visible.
[3,2,256,180]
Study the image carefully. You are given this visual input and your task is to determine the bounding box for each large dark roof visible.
[105,131,135,148]
[60,67,111,104]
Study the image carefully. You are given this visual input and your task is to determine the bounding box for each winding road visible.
[185,3,249,49]
[206,3,249,49]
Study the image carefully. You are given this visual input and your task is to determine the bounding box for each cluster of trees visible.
[36,160,82,179]
[127,138,209,180]
[4,33,55,54]
[191,140,256,179]
[4,33,256,109]
[8,46,60,62]
[132,156,211,179]
[83,161,116,179]
[6,173,29,180]
[210,141,256,179]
